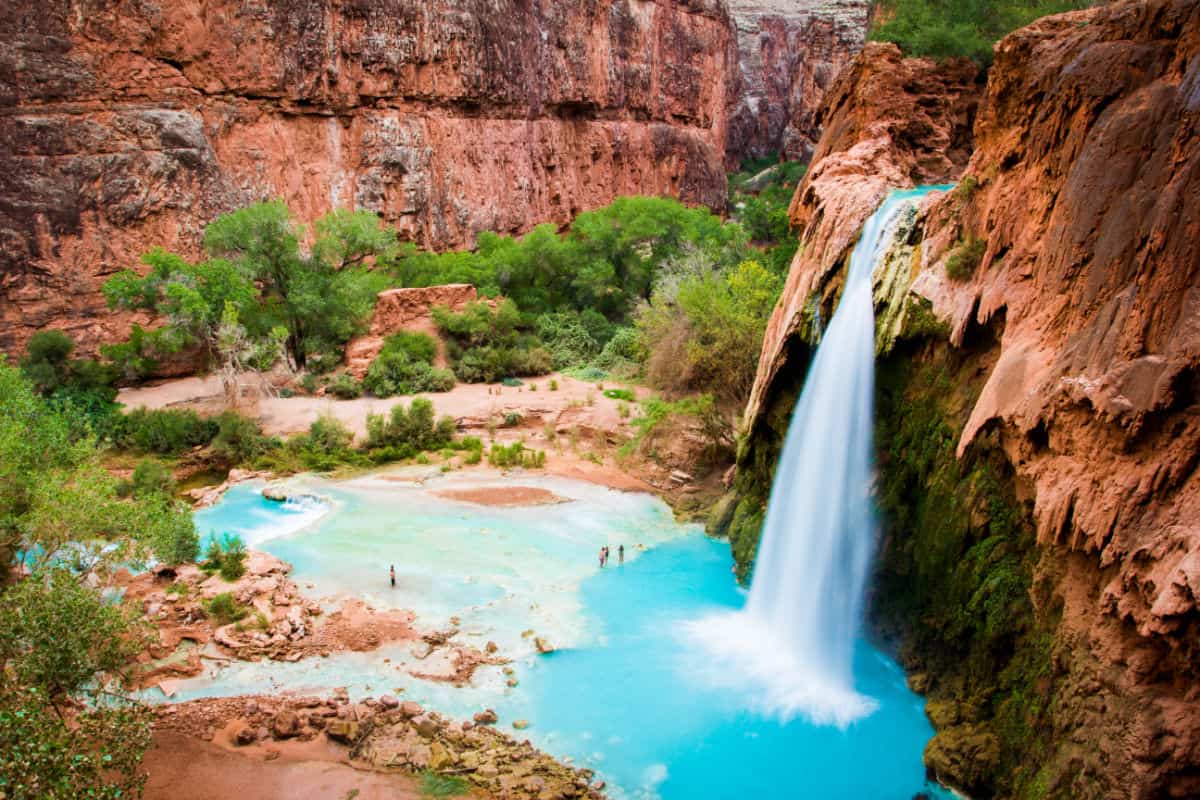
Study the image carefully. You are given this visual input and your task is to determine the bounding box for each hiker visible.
[618,544,625,564]
[390,564,396,587]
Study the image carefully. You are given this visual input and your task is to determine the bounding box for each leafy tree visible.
[638,259,782,408]
[19,330,117,400]
[0,569,153,800]
[870,0,1093,64]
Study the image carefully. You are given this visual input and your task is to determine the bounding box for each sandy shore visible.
[143,731,425,800]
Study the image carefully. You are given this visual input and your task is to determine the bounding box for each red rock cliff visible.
[0,0,735,356]
[724,0,871,163]
[739,1,1200,796]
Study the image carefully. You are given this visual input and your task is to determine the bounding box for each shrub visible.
[603,388,635,402]
[128,459,176,498]
[216,533,247,581]
[945,237,986,281]
[212,411,270,463]
[20,330,119,400]
[153,508,200,565]
[594,326,646,376]
[299,373,321,394]
[503,411,524,427]
[307,412,355,454]
[549,379,559,391]
[364,352,455,397]
[327,373,363,399]
[203,592,248,626]
[488,442,547,469]
[115,408,218,455]
[365,398,457,454]
[381,331,438,365]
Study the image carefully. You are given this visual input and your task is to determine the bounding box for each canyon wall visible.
[724,0,871,163]
[721,1,1200,797]
[0,0,735,356]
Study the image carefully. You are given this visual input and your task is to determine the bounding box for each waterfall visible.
[686,187,944,726]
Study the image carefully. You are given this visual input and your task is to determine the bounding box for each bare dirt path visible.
[143,732,424,800]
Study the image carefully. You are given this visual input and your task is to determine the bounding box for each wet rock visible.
[474,709,499,725]
[534,637,554,654]
[379,694,400,709]
[512,719,530,730]
[399,701,423,718]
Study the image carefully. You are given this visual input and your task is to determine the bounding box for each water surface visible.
[185,473,946,799]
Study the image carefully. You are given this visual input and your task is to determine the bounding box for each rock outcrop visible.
[724,0,872,163]
[0,0,735,357]
[343,283,478,377]
[726,2,1200,797]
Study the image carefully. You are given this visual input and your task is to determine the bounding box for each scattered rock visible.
[271,710,301,739]
[512,719,530,730]
[232,723,256,746]
[379,694,400,709]
[326,719,361,744]
[534,637,554,654]
[474,709,499,725]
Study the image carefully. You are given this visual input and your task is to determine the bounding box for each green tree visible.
[870,0,1093,64]
[0,569,152,800]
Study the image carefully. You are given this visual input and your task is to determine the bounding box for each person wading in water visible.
[390,565,396,587]
[618,544,625,564]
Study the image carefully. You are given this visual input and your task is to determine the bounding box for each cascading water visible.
[687,187,947,726]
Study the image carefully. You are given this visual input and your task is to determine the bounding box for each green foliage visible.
[397,197,747,320]
[212,411,272,464]
[434,300,552,383]
[203,591,248,625]
[638,259,781,408]
[0,569,152,800]
[215,533,247,581]
[955,174,981,202]
[114,407,218,456]
[873,350,1052,795]
[602,388,635,402]
[419,770,469,798]
[363,333,455,397]
[621,394,733,466]
[365,399,457,458]
[870,0,1092,64]
[327,373,364,400]
[20,330,118,403]
[123,458,176,499]
[106,203,395,374]
[488,442,547,469]
[945,237,987,281]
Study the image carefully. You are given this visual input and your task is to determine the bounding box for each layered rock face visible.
[0,0,735,356]
[730,1,1200,797]
[724,0,871,163]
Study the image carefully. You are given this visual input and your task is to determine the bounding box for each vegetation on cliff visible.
[870,0,1093,63]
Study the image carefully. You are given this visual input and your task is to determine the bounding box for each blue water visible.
[187,474,946,799]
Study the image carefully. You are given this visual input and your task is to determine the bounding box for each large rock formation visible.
[0,0,735,357]
[724,0,871,163]
[724,1,1199,797]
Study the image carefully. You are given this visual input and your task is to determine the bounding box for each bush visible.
[115,408,218,455]
[20,330,119,400]
[212,411,270,463]
[365,398,457,454]
[217,533,247,581]
[327,373,363,399]
[603,388,635,402]
[488,441,547,469]
[299,373,321,394]
[204,592,248,625]
[307,413,355,454]
[945,237,986,281]
[381,331,438,365]
[364,351,455,397]
[152,507,200,565]
[127,459,175,498]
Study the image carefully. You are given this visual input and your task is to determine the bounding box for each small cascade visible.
[687,187,945,725]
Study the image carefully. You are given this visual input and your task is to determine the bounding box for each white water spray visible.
[686,188,944,726]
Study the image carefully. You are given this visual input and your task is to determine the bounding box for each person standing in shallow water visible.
[619,545,624,564]
[390,565,396,587]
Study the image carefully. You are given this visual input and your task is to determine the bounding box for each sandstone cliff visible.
[724,1,1200,797]
[724,0,872,163]
[0,0,735,356]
